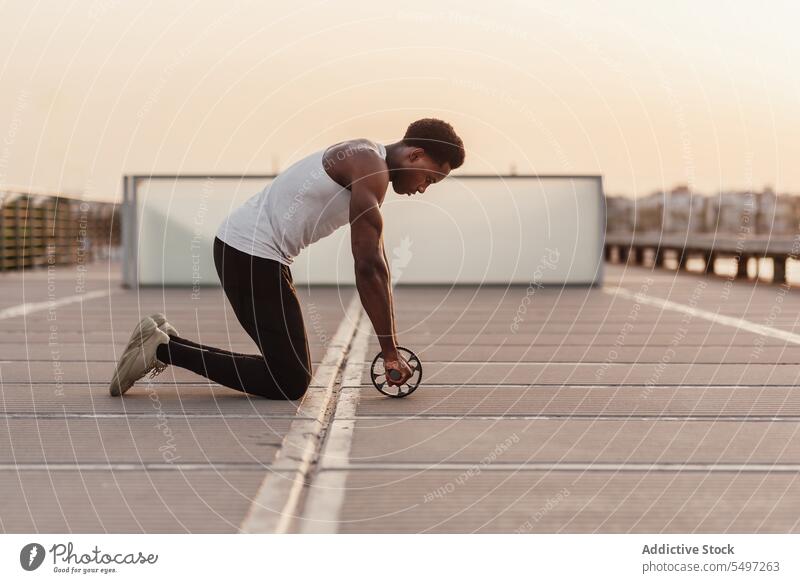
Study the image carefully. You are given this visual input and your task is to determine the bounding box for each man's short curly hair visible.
[403,118,465,170]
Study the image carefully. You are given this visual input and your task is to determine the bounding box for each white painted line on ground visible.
[333,415,800,422]
[361,360,800,365]
[0,412,305,419]
[238,294,363,534]
[299,311,372,534]
[295,383,800,389]
[5,413,799,422]
[3,461,799,473]
[606,285,800,344]
[320,462,800,473]
[0,289,112,320]
[1,358,328,363]
[0,463,270,471]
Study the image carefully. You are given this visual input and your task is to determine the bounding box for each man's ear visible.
[409,147,426,163]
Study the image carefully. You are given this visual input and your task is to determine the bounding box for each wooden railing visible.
[0,191,120,272]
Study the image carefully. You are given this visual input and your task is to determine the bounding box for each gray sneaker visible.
[109,316,171,396]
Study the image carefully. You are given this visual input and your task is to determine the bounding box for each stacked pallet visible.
[1,193,33,271]
[0,191,119,273]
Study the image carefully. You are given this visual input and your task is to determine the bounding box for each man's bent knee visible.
[242,363,311,400]
[280,368,311,400]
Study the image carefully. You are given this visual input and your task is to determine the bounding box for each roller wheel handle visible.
[370,346,423,398]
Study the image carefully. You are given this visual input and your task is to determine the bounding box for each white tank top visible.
[216,142,387,265]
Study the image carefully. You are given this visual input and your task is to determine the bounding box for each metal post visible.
[654,248,664,267]
[677,249,689,270]
[736,256,749,279]
[704,251,716,274]
[773,256,787,284]
[121,175,138,288]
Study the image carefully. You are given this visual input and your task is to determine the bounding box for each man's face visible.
[392,147,451,196]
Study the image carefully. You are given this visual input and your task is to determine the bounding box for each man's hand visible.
[383,351,414,386]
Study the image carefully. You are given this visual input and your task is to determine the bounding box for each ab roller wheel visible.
[370,346,422,398]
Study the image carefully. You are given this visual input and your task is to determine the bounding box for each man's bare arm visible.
[349,171,397,358]
[382,242,398,338]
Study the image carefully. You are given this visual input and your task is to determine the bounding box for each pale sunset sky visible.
[0,0,797,201]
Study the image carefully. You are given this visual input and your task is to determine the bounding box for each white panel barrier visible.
[122,174,605,286]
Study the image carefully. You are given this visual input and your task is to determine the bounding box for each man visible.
[109,118,465,399]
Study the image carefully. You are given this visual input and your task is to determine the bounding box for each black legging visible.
[155,237,312,400]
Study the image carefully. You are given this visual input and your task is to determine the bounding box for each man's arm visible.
[382,242,398,338]
[349,174,396,357]
[349,167,412,383]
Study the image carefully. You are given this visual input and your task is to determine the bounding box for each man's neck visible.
[384,141,403,179]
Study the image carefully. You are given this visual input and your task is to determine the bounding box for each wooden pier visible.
[605,232,799,283]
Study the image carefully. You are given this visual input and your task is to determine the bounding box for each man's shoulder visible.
[324,138,384,162]
[324,139,388,190]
